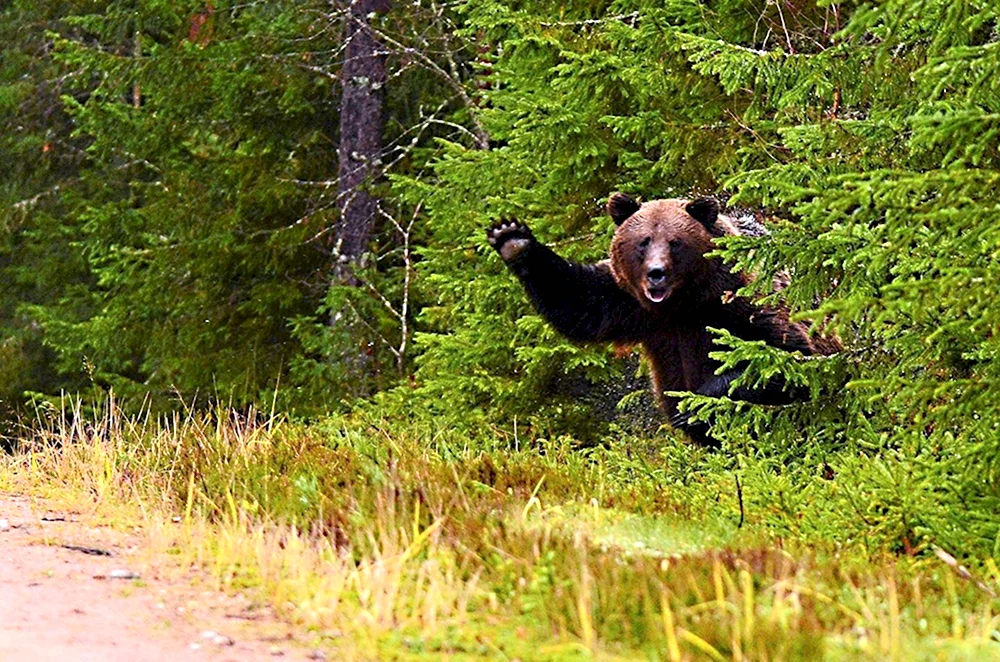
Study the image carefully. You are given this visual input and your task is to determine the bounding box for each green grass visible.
[3,398,1000,660]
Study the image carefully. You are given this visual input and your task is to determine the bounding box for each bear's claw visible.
[487,220,534,262]
[669,408,718,447]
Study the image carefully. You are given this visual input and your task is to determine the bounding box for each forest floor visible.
[3,407,1000,660]
[0,495,315,661]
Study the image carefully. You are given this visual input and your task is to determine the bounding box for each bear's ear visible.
[685,197,720,228]
[607,192,641,226]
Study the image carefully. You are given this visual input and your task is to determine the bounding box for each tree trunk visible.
[330,0,390,391]
[334,0,389,276]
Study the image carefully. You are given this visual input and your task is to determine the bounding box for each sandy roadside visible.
[0,495,315,662]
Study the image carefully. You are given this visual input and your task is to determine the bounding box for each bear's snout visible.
[642,264,674,304]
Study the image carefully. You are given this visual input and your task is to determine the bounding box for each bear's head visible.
[606,193,732,309]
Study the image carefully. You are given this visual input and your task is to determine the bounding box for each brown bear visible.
[486,193,839,444]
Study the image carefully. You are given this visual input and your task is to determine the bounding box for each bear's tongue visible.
[645,283,673,303]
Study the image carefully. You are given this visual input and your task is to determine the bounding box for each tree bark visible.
[330,0,390,391]
[334,0,390,276]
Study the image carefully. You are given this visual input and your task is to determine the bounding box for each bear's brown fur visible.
[486,193,838,443]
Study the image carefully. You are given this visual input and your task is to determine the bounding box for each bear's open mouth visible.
[644,283,674,304]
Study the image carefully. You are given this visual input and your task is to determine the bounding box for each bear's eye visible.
[639,236,651,249]
[669,239,682,249]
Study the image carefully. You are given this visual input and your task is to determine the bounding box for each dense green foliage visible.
[4,0,1000,561]
[406,0,1000,556]
[0,0,476,411]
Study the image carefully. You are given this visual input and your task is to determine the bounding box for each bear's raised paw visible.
[486,221,534,263]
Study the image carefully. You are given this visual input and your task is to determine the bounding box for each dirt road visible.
[0,496,308,661]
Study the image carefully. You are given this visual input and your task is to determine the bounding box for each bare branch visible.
[364,23,489,149]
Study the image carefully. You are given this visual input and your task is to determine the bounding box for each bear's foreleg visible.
[696,370,808,405]
[669,370,811,446]
[487,221,646,343]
